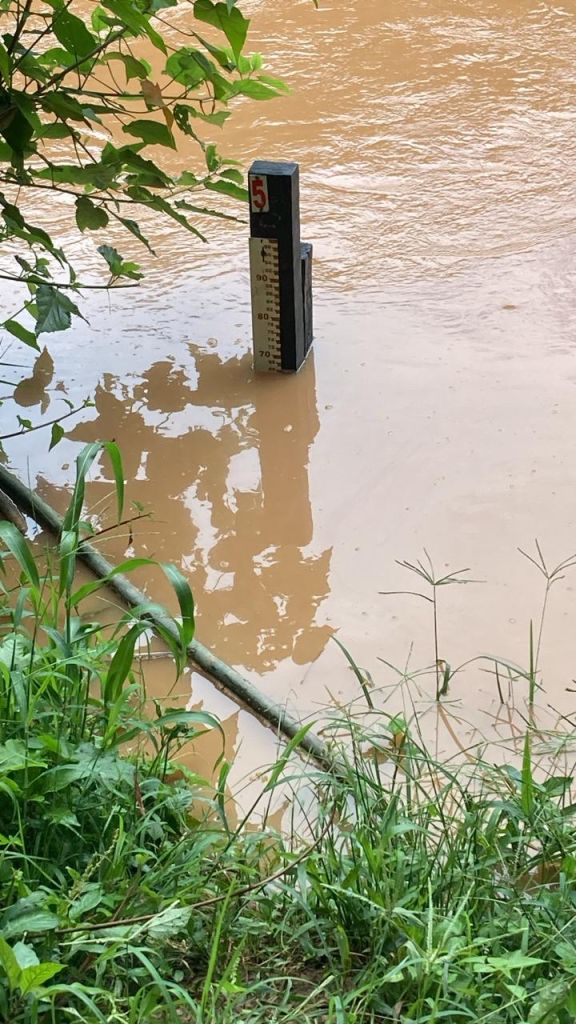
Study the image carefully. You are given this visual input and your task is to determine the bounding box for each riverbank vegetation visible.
[2,447,576,1022]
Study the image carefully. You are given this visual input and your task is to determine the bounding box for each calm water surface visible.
[4,0,576,769]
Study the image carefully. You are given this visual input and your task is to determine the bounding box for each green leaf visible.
[255,72,290,93]
[104,623,148,703]
[35,285,82,335]
[205,142,219,172]
[205,179,248,202]
[0,40,11,86]
[231,78,285,100]
[101,51,150,81]
[125,185,208,241]
[0,936,20,990]
[69,558,155,606]
[39,93,88,122]
[2,913,60,940]
[63,442,124,533]
[161,563,195,647]
[193,0,249,61]
[116,216,156,254]
[173,103,229,132]
[58,528,77,598]
[0,739,45,772]
[75,196,109,231]
[194,34,235,70]
[12,942,38,970]
[102,440,125,521]
[36,122,76,140]
[0,523,39,587]
[19,962,64,994]
[153,709,221,733]
[52,11,97,58]
[165,49,208,88]
[0,107,33,156]
[220,167,243,183]
[122,118,176,148]
[101,0,167,53]
[144,905,191,940]
[3,319,39,350]
[97,245,142,280]
[49,422,65,451]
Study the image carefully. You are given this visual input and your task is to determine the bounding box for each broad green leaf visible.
[122,118,176,148]
[101,51,150,81]
[144,905,191,940]
[69,884,104,920]
[19,962,64,994]
[220,167,243,183]
[0,523,39,587]
[16,52,49,83]
[36,45,75,68]
[0,40,10,85]
[3,914,60,940]
[205,179,248,202]
[102,0,167,53]
[49,422,65,450]
[0,108,33,155]
[125,185,208,241]
[34,163,96,185]
[13,942,38,969]
[3,319,38,349]
[231,78,284,100]
[205,142,219,172]
[0,937,20,990]
[174,199,240,222]
[193,0,249,61]
[194,34,235,70]
[173,103,229,132]
[39,93,88,122]
[165,49,207,88]
[97,245,142,279]
[36,122,76,140]
[0,739,45,772]
[75,196,109,231]
[255,72,290,93]
[35,285,82,335]
[52,11,97,59]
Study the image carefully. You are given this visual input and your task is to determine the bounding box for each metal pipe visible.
[0,463,333,769]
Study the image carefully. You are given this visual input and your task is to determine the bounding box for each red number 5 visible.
[250,175,269,212]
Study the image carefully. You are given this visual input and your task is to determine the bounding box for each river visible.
[3,0,576,775]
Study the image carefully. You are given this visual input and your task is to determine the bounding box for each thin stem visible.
[433,587,440,701]
[0,402,88,441]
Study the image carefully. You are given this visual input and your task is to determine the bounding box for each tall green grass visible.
[1,452,576,1023]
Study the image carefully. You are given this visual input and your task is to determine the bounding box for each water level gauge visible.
[248,160,313,373]
[249,237,282,372]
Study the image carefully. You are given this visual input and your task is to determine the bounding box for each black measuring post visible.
[248,160,313,373]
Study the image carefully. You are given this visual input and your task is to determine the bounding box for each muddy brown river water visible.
[3,0,576,775]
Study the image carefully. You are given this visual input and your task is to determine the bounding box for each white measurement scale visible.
[249,237,282,372]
